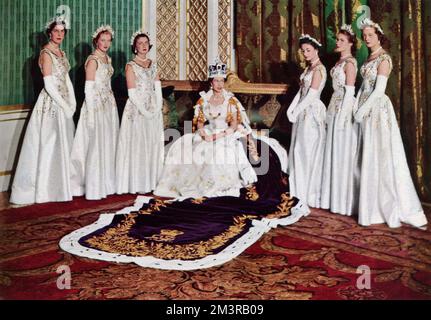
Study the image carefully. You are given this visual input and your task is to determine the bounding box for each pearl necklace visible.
[94,49,108,62]
[135,55,149,64]
[370,46,382,57]
[47,41,62,57]
[336,54,353,66]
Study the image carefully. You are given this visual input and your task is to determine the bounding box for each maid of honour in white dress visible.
[287,35,327,208]
[116,31,164,194]
[321,25,358,215]
[354,19,427,228]
[70,26,119,200]
[154,58,258,198]
[10,18,76,205]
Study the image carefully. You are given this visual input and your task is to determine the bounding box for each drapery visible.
[236,0,431,202]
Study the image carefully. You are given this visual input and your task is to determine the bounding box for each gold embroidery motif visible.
[85,213,255,260]
[246,185,259,201]
[138,199,168,215]
[192,104,206,132]
[84,190,295,260]
[191,197,207,204]
[265,193,295,219]
[145,229,184,242]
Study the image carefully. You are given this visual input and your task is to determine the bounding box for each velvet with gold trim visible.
[78,139,299,260]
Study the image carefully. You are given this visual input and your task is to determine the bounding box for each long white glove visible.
[84,80,97,127]
[337,85,355,129]
[354,75,388,123]
[43,75,74,118]
[128,88,156,119]
[154,80,163,111]
[65,76,76,114]
[286,91,300,123]
[287,88,319,123]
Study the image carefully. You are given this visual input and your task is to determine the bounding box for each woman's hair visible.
[131,33,153,54]
[46,21,67,37]
[299,38,321,54]
[338,30,357,56]
[92,30,113,48]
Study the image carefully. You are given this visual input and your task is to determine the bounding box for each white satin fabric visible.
[355,54,427,228]
[116,61,164,194]
[321,58,359,215]
[10,49,75,204]
[287,64,327,208]
[70,55,119,200]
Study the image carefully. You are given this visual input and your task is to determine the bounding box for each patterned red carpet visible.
[0,194,430,300]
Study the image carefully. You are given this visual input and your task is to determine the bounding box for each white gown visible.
[153,89,258,198]
[287,64,327,208]
[116,61,164,194]
[355,53,427,228]
[70,55,119,200]
[10,49,75,204]
[321,58,358,215]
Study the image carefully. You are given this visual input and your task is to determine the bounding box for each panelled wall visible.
[0,0,235,192]
[0,0,142,191]
[143,0,235,81]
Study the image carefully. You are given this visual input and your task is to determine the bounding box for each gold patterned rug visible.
[0,194,430,300]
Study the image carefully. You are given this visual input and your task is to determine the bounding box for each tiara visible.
[299,34,322,47]
[130,30,150,46]
[359,18,384,35]
[208,56,227,78]
[44,16,66,30]
[92,25,115,39]
[340,24,355,37]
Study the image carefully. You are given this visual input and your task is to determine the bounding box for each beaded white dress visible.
[116,61,164,194]
[10,49,75,204]
[355,53,427,228]
[287,64,327,208]
[70,55,119,200]
[321,58,359,215]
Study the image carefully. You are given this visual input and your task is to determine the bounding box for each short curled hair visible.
[92,30,113,48]
[131,33,153,54]
[299,38,322,56]
[46,21,67,37]
[361,26,386,46]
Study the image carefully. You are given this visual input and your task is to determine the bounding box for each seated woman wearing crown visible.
[60,58,309,270]
[153,58,258,198]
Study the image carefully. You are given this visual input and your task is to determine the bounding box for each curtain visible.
[235,0,431,202]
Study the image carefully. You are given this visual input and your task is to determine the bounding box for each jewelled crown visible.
[44,16,67,30]
[299,34,322,47]
[130,30,150,46]
[208,57,227,78]
[92,25,115,39]
[340,24,355,37]
[359,18,384,35]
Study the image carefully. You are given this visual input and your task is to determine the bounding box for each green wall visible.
[0,0,142,106]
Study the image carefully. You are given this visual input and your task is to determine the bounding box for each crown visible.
[92,25,115,39]
[299,34,322,47]
[130,30,150,46]
[359,18,384,35]
[208,57,227,78]
[340,24,355,37]
[44,16,67,30]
